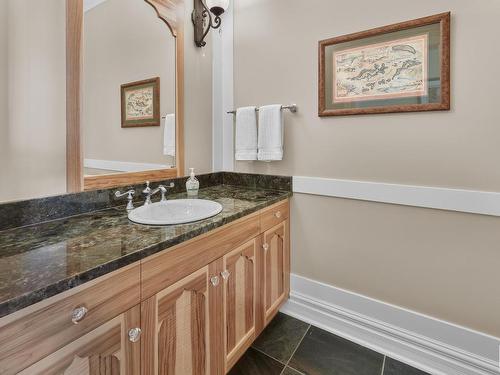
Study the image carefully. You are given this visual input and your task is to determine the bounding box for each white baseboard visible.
[293,176,500,217]
[84,159,170,173]
[281,274,500,375]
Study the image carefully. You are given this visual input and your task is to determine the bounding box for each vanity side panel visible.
[0,262,141,375]
[141,212,261,300]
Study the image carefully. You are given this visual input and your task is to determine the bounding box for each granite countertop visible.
[0,184,291,318]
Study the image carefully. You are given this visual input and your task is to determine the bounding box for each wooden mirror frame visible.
[66,0,185,192]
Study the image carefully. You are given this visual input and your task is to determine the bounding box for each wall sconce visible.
[192,0,229,47]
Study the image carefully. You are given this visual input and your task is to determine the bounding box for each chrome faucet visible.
[142,181,175,206]
[115,189,135,211]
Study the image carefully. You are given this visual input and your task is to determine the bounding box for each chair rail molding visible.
[293,176,500,217]
[281,274,500,375]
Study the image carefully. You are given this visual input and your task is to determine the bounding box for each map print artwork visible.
[125,86,155,121]
[333,34,428,103]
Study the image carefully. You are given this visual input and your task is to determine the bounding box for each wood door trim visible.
[66,0,83,192]
[83,168,178,191]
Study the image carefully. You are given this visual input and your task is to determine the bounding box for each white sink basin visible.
[128,199,223,225]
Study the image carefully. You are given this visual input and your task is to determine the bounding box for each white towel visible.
[235,106,258,160]
[258,104,283,161]
[163,114,176,157]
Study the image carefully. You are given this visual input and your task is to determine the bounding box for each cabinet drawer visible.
[260,199,289,232]
[0,262,141,375]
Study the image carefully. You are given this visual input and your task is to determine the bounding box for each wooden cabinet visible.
[222,238,258,371]
[262,220,290,324]
[0,263,141,375]
[137,201,289,375]
[1,199,290,375]
[260,200,289,233]
[141,265,217,375]
[17,305,141,375]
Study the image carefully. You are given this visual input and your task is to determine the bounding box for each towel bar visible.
[227,104,297,115]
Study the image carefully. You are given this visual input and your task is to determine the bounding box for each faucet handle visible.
[142,181,151,195]
[159,182,175,189]
[158,182,175,202]
[115,190,135,211]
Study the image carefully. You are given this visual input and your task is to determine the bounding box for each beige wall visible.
[0,0,66,203]
[83,0,176,167]
[183,1,213,175]
[0,0,8,159]
[234,0,500,337]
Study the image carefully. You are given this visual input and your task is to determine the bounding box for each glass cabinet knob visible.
[221,270,230,280]
[263,243,269,251]
[210,276,220,286]
[71,306,88,324]
[128,327,142,343]
[275,211,282,218]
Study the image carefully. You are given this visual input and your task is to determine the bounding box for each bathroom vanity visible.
[0,173,291,375]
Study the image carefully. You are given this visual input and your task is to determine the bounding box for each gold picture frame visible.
[319,12,450,116]
[121,77,161,128]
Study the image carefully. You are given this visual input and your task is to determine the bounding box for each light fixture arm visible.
[192,0,222,47]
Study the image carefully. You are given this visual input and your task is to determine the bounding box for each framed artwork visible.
[121,77,160,127]
[318,12,450,116]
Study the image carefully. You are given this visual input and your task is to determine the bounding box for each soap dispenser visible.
[186,168,199,197]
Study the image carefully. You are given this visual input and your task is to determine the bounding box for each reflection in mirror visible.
[0,0,66,203]
[83,0,176,179]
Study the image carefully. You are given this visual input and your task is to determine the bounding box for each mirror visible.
[82,0,179,190]
[0,0,184,203]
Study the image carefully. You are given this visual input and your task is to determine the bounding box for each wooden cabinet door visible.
[262,220,290,324]
[222,238,258,371]
[17,305,141,375]
[142,264,223,375]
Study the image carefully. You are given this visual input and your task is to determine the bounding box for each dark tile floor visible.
[228,313,431,375]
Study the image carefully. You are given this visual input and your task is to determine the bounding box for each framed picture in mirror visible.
[121,77,161,128]
[318,12,450,116]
